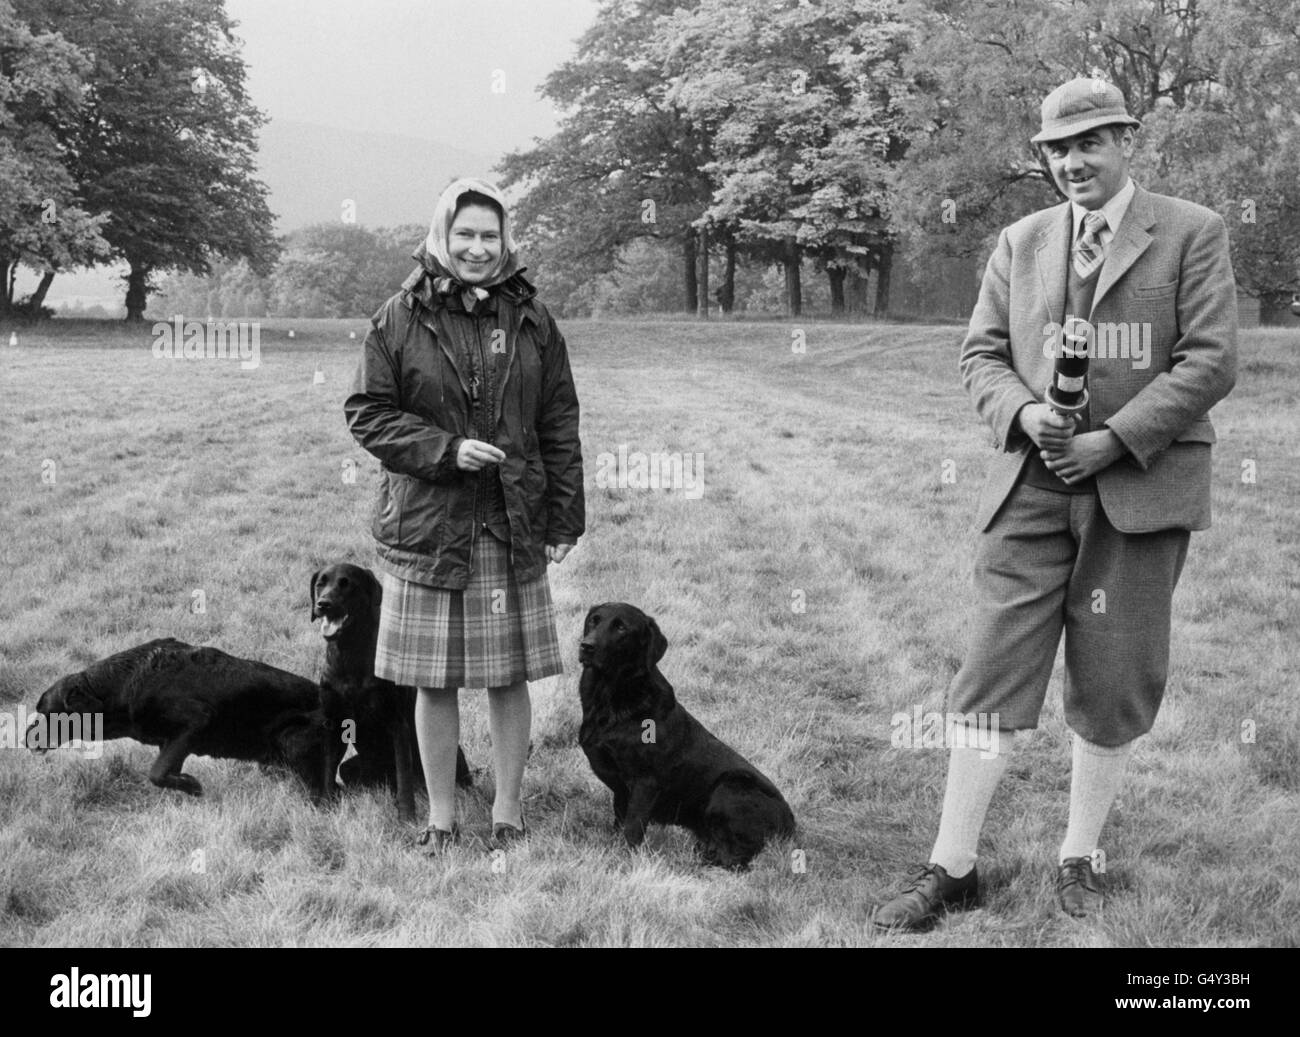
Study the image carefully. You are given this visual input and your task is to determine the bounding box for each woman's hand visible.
[457,438,506,471]
[546,544,572,564]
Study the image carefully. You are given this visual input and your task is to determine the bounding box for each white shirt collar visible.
[1072,177,1135,240]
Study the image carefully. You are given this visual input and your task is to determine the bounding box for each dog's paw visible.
[694,841,753,870]
[622,826,648,850]
[170,774,204,796]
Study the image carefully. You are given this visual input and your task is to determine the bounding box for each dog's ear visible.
[309,569,322,620]
[364,568,383,613]
[62,676,102,713]
[643,617,668,670]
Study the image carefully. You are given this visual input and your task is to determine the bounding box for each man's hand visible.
[546,544,572,564]
[1017,402,1079,450]
[457,439,505,471]
[1041,429,1127,484]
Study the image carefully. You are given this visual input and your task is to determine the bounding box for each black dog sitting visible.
[578,603,796,868]
[311,563,471,822]
[28,639,328,799]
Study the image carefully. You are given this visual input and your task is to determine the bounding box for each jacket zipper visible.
[420,309,473,401]
[424,306,479,580]
[494,309,519,566]
[467,314,490,578]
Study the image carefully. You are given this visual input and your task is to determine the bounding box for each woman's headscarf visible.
[424,177,521,304]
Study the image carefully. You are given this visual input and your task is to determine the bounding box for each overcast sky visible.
[225,0,601,157]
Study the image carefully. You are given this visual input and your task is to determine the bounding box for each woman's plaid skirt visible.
[374,534,563,688]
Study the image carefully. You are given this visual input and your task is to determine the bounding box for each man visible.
[874,79,1237,930]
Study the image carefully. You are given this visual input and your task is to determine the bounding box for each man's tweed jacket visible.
[960,184,1238,533]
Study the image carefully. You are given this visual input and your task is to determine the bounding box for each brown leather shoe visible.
[873,863,979,932]
[1058,856,1103,917]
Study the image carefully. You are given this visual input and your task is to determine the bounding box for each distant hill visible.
[256,118,497,231]
[29,119,499,310]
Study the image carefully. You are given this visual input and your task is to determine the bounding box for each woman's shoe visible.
[415,824,458,857]
[490,817,527,850]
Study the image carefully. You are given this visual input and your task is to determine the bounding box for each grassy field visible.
[0,315,1296,948]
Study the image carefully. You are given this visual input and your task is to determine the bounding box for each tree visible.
[890,0,1300,311]
[268,223,424,318]
[152,222,428,319]
[0,0,109,315]
[585,237,688,315]
[17,0,278,320]
[499,0,714,315]
[656,0,911,316]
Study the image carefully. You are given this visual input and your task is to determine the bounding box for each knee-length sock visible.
[1059,733,1132,863]
[929,733,1014,879]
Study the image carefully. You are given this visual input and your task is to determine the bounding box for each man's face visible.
[1042,126,1135,210]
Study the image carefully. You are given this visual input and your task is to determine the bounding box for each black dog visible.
[311,563,471,822]
[28,639,327,798]
[578,603,796,868]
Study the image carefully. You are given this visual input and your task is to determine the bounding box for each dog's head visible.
[28,673,103,754]
[579,602,667,678]
[310,564,382,641]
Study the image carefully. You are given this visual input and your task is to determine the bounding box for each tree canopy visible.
[0,0,109,313]
[890,0,1300,307]
[9,0,278,318]
[502,0,1300,317]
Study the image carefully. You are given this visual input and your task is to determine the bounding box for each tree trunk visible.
[846,265,870,315]
[783,239,801,318]
[828,266,846,317]
[873,243,893,318]
[29,270,56,311]
[719,234,736,314]
[682,229,698,314]
[697,225,710,319]
[0,260,13,312]
[125,262,149,321]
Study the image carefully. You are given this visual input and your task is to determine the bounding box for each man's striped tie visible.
[1073,210,1108,281]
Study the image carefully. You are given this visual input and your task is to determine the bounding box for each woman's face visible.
[448,203,503,284]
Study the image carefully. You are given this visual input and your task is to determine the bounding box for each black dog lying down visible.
[311,563,471,822]
[28,639,327,798]
[578,603,796,868]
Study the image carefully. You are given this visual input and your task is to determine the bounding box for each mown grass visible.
[0,316,1296,947]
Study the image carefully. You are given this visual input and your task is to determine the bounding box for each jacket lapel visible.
[495,301,522,404]
[493,278,541,406]
[1034,204,1071,326]
[401,261,473,399]
[1091,186,1155,315]
[400,252,543,408]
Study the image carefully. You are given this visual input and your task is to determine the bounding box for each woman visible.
[344,177,584,854]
